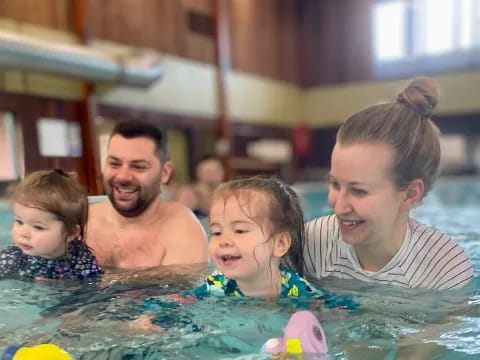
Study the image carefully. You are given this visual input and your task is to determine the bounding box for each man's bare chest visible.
[93,227,166,268]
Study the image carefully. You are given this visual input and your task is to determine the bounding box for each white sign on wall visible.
[37,118,82,157]
[0,112,19,180]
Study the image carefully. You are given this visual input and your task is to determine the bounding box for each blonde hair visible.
[337,77,441,196]
[9,169,88,241]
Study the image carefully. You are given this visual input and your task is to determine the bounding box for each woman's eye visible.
[328,180,340,190]
[211,231,221,237]
[352,188,367,196]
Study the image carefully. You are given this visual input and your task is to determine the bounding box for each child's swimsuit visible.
[0,240,103,280]
[189,266,317,298]
[186,266,358,309]
[144,266,358,311]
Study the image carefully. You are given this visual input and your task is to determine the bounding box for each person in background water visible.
[0,169,102,280]
[87,121,208,269]
[175,156,225,218]
[304,77,474,290]
[131,177,357,331]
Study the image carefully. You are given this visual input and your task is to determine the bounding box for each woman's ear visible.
[402,178,425,210]
[273,232,292,257]
[66,225,81,243]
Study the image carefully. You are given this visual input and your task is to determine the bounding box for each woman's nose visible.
[329,190,352,214]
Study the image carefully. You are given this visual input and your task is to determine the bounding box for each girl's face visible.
[11,203,76,259]
[328,142,414,249]
[209,192,287,287]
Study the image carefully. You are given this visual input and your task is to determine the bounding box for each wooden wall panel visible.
[182,0,214,63]
[0,0,302,83]
[182,0,211,14]
[143,0,183,53]
[229,0,300,83]
[0,0,71,30]
[97,0,144,45]
[298,0,373,86]
[276,0,301,84]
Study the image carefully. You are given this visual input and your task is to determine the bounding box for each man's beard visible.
[105,179,160,218]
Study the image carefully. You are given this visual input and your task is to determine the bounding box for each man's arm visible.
[162,204,209,265]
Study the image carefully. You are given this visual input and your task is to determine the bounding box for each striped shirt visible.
[304,214,474,290]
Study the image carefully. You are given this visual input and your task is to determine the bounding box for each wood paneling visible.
[229,0,300,83]
[299,0,373,86]
[0,0,71,30]
[0,0,301,83]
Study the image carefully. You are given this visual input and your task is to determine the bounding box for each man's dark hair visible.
[110,120,169,162]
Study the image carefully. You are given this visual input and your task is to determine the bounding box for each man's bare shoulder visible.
[160,201,208,264]
[161,201,201,222]
[89,201,110,218]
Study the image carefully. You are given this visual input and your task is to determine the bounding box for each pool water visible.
[0,179,479,360]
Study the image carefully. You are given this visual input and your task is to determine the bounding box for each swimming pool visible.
[0,179,479,359]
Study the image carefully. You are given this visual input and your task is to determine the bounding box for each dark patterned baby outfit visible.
[0,239,102,280]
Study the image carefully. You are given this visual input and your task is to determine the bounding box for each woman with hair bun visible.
[304,77,474,290]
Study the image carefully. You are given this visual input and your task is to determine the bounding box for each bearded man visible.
[87,121,208,269]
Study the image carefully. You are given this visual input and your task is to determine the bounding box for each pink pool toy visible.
[261,310,328,355]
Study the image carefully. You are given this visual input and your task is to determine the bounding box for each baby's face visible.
[208,192,277,282]
[11,203,69,259]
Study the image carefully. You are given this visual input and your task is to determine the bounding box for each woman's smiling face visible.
[328,142,411,248]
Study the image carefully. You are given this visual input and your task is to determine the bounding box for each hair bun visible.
[396,77,438,117]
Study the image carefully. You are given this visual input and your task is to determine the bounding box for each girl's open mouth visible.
[220,255,241,265]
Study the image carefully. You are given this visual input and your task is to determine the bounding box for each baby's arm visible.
[128,293,191,333]
[128,279,210,332]
[128,312,164,332]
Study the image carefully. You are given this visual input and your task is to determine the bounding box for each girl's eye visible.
[234,229,248,234]
[211,231,221,237]
[33,225,45,231]
[14,219,23,225]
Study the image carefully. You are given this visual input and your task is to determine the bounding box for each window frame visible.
[373,0,480,79]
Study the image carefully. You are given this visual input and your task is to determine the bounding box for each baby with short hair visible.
[0,169,102,280]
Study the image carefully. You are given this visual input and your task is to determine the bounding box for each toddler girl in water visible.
[186,176,356,301]
[0,169,102,280]
[132,177,357,330]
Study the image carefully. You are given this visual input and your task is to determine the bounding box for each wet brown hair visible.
[9,169,88,241]
[212,176,305,276]
[337,77,441,196]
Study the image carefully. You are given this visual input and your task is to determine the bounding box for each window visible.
[374,1,408,60]
[374,0,480,77]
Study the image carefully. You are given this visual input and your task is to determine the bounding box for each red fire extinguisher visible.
[293,125,312,157]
